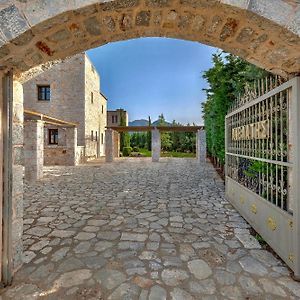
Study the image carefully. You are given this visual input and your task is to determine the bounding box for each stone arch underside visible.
[1,0,300,78]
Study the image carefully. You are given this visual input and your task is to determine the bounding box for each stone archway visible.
[1,0,300,284]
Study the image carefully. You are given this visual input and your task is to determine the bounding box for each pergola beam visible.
[24,109,77,127]
[106,125,204,132]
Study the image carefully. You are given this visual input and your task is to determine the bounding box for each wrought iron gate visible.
[225,77,300,278]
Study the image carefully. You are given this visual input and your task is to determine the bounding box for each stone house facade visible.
[23,53,107,164]
[107,109,128,127]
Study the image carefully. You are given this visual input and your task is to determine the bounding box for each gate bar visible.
[292,77,300,280]
[1,71,13,286]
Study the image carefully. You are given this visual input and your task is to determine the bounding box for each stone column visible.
[196,130,200,161]
[66,126,77,166]
[11,80,25,273]
[105,129,113,162]
[105,129,120,162]
[196,129,207,163]
[113,131,120,159]
[151,129,161,162]
[24,120,44,181]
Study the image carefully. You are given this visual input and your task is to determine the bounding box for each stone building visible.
[23,53,107,164]
[107,109,128,127]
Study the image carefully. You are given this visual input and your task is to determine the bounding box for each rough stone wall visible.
[84,54,103,158]
[23,54,86,146]
[99,94,107,156]
[12,80,24,272]
[44,125,77,166]
[44,147,70,166]
[44,125,67,147]
[1,1,300,77]
[23,52,107,159]
[107,111,118,127]
[44,147,77,166]
[107,109,128,127]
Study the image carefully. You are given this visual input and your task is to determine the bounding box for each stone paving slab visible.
[1,158,300,299]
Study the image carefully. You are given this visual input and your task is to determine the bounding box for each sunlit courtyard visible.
[1,158,299,299]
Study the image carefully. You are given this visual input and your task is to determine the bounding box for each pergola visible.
[105,126,206,163]
[24,109,77,127]
[107,125,204,132]
[23,109,78,181]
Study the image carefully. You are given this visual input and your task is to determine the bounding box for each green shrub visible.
[133,146,140,152]
[122,146,132,157]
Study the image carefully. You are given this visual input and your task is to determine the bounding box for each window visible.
[91,92,94,104]
[112,115,118,124]
[102,105,104,114]
[38,85,50,101]
[49,129,58,145]
[101,133,104,145]
[95,131,98,142]
[91,130,94,141]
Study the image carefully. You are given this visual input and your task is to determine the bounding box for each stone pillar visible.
[66,126,77,166]
[24,120,44,181]
[11,80,25,274]
[105,129,113,162]
[196,130,200,161]
[196,129,207,163]
[105,129,119,162]
[151,129,161,162]
[113,131,120,159]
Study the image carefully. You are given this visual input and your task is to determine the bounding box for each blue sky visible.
[87,38,218,125]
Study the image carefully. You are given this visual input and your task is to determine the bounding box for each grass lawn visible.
[138,149,196,158]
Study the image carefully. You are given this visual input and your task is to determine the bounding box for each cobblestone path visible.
[1,158,300,299]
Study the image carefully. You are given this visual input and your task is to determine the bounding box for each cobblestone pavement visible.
[1,158,300,299]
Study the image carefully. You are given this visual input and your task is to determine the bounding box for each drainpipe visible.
[1,71,13,286]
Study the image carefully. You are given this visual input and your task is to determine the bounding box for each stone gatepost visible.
[66,127,77,166]
[196,129,207,163]
[152,129,161,162]
[105,129,120,162]
[24,120,44,181]
[12,80,25,274]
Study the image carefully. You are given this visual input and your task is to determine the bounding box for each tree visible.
[157,114,172,151]
[119,109,130,151]
[202,52,268,165]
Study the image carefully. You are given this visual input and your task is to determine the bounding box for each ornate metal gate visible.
[225,77,300,278]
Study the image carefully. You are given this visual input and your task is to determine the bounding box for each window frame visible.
[48,129,58,145]
[37,85,51,101]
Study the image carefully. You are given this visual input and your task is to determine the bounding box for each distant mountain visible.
[129,119,172,126]
[129,119,148,126]
[152,119,171,126]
